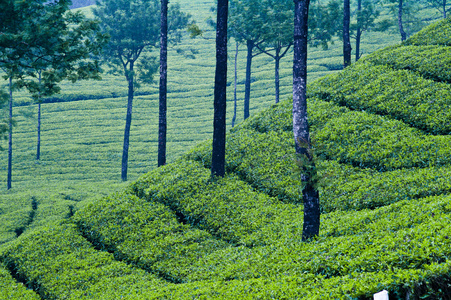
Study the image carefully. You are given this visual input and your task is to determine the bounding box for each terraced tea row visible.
[309,63,451,135]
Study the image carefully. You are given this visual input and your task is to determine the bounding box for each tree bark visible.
[158,0,168,167]
[7,77,12,190]
[355,0,362,62]
[275,48,280,104]
[398,0,407,41]
[243,39,254,120]
[121,61,134,181]
[293,0,320,241]
[37,71,41,160]
[232,42,238,128]
[343,0,352,67]
[211,0,228,178]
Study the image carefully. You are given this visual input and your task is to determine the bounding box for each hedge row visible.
[0,224,167,299]
[73,192,229,283]
[171,194,451,286]
[0,264,40,299]
[309,63,451,134]
[314,110,451,170]
[362,45,451,83]
[236,96,349,134]
[319,160,451,212]
[184,129,305,203]
[404,16,451,46]
[127,160,303,247]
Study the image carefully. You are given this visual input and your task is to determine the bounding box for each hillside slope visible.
[0,16,450,299]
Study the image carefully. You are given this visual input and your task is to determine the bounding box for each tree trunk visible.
[232,42,238,128]
[37,103,41,160]
[37,71,41,160]
[355,0,362,62]
[343,0,352,67]
[158,0,168,167]
[211,0,228,178]
[244,39,254,120]
[398,0,407,41]
[275,47,281,104]
[7,77,12,190]
[121,62,134,181]
[293,0,320,241]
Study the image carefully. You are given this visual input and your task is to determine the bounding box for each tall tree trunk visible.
[275,48,281,104]
[211,0,228,178]
[343,0,352,67]
[398,0,407,41]
[244,39,254,120]
[121,62,134,181]
[37,71,41,160]
[158,0,168,167]
[355,0,362,62]
[37,103,41,160]
[232,42,238,128]
[293,0,320,241]
[7,77,12,190]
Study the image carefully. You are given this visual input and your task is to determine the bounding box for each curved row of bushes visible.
[404,16,451,46]
[0,224,167,299]
[309,63,451,135]
[127,160,303,247]
[0,265,40,299]
[315,110,451,170]
[362,45,451,83]
[74,192,229,283]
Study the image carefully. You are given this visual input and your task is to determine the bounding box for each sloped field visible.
[1,17,451,299]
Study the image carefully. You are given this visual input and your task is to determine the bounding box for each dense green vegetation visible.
[1,1,450,299]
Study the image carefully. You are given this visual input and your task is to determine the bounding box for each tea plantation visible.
[1,2,451,299]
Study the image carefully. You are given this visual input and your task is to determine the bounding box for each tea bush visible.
[0,224,167,299]
[404,16,451,46]
[362,45,451,82]
[74,192,229,283]
[309,63,451,134]
[0,264,40,299]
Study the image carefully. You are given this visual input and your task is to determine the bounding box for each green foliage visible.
[362,44,451,82]
[128,160,301,247]
[315,110,451,170]
[0,223,166,299]
[404,15,451,45]
[74,192,228,283]
[309,62,451,134]
[319,160,451,212]
[0,264,40,299]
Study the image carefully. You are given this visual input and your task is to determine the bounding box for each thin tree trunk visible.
[37,71,41,160]
[244,39,254,120]
[293,0,320,241]
[232,41,238,128]
[443,0,447,18]
[355,0,362,62]
[211,0,228,178]
[158,0,168,167]
[275,48,280,104]
[398,0,407,41]
[343,0,352,67]
[37,103,41,160]
[121,62,134,181]
[7,77,12,190]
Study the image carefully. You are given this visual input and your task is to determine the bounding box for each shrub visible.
[74,192,228,283]
[362,45,451,83]
[309,63,451,134]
